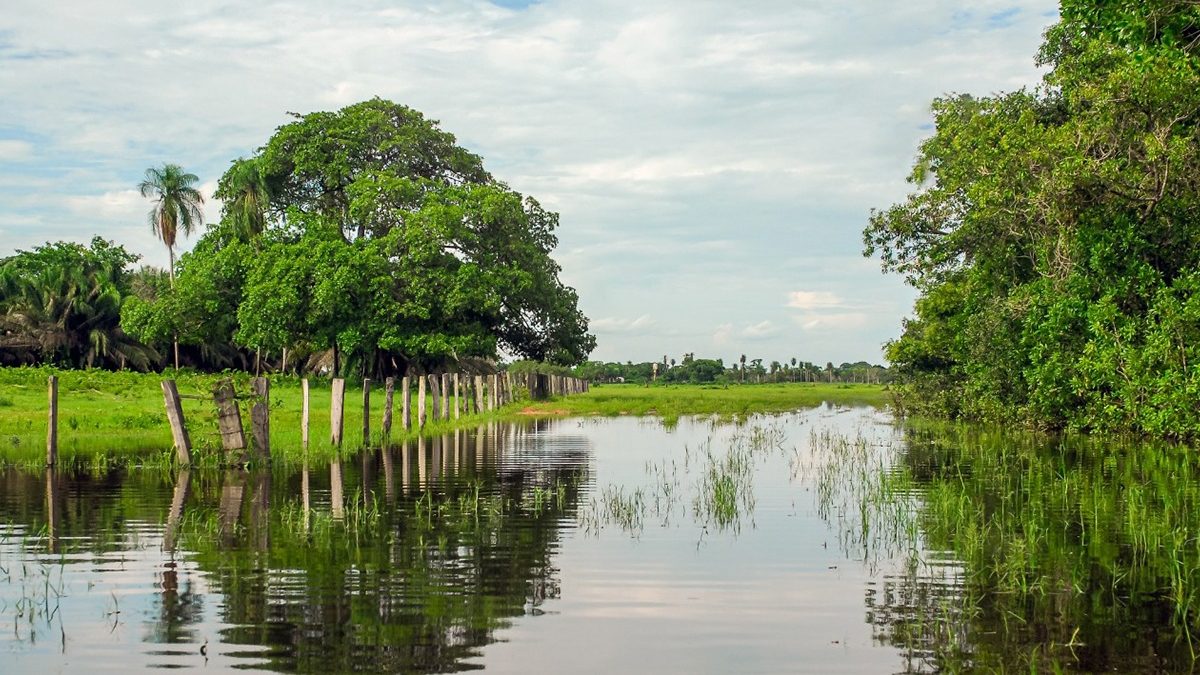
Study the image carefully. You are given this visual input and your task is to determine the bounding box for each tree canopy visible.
[865,1,1200,437]
[0,238,155,369]
[125,98,594,375]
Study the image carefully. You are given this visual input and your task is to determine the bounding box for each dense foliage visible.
[122,99,594,375]
[866,1,1200,437]
[0,238,156,369]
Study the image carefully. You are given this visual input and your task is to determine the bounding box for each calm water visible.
[2,406,1199,673]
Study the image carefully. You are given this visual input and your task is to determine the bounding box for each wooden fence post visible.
[362,378,371,447]
[475,375,485,413]
[401,375,411,430]
[161,380,192,465]
[382,377,395,441]
[301,379,310,451]
[330,378,346,446]
[489,374,498,410]
[428,374,441,422]
[213,380,247,455]
[250,377,270,460]
[453,373,461,419]
[46,375,57,466]
[418,375,427,429]
[441,373,451,421]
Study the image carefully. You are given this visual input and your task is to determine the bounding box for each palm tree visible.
[739,354,746,384]
[139,164,204,285]
[0,251,156,369]
[139,163,204,370]
[217,158,270,243]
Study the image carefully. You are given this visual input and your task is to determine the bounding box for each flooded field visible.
[3,406,1200,673]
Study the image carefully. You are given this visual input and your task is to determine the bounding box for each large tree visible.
[127,99,594,376]
[865,1,1200,437]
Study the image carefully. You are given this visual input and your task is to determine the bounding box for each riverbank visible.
[515,382,889,424]
[0,367,889,466]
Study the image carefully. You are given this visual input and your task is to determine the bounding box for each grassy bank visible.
[0,367,889,466]
[516,382,889,425]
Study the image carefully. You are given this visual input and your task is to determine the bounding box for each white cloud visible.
[0,0,1055,363]
[0,140,34,161]
[591,314,656,334]
[740,320,779,340]
[712,323,733,346]
[65,189,144,221]
[794,313,869,331]
[786,290,843,311]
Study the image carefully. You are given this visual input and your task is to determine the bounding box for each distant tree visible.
[139,164,204,285]
[139,163,205,370]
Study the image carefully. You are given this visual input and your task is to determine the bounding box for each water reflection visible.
[826,421,1200,673]
[10,410,1197,673]
[0,418,592,673]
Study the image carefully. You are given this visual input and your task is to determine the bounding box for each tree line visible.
[866,2,1200,438]
[1,99,595,377]
[573,354,891,385]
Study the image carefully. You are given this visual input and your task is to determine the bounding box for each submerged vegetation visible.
[867,2,1200,438]
[814,422,1200,672]
[580,422,788,538]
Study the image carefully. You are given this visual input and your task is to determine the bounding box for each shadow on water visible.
[0,417,591,673]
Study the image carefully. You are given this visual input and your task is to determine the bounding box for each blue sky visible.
[0,0,1058,366]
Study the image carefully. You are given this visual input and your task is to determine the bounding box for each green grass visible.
[0,367,525,467]
[515,381,890,425]
[0,367,890,466]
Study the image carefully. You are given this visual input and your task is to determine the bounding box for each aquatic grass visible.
[812,419,1200,671]
[517,382,889,426]
[581,422,790,537]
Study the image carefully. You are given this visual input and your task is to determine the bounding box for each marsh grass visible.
[518,382,889,426]
[580,421,790,537]
[811,420,1200,671]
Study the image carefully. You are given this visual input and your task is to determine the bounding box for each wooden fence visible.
[41,372,588,467]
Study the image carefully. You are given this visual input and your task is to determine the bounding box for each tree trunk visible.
[168,246,179,371]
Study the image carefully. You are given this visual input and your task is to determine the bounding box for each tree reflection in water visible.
[0,418,591,674]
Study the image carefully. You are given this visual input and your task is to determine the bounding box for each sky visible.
[0,0,1059,366]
